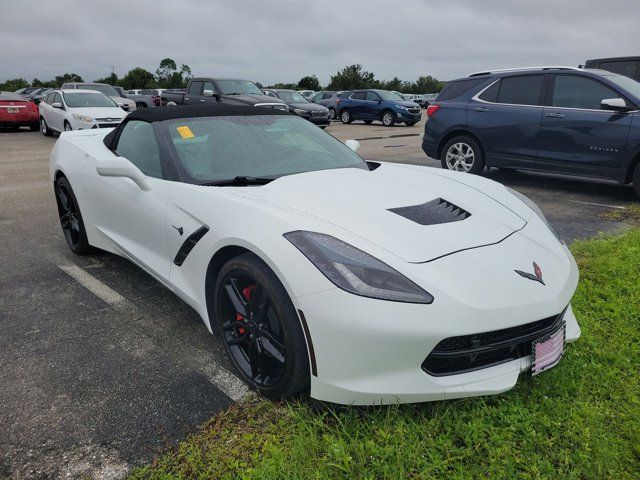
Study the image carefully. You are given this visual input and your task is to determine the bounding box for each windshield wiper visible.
[200,176,275,187]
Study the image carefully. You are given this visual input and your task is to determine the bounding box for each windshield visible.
[162,115,367,183]
[77,84,119,97]
[215,80,263,96]
[376,90,404,101]
[64,92,118,108]
[277,91,308,103]
[606,74,640,102]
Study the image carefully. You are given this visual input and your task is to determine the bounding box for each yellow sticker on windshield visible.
[176,125,195,139]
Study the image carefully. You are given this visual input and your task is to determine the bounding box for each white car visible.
[49,105,580,405]
[39,89,127,135]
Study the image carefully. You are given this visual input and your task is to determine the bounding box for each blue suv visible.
[338,89,421,127]
[422,67,640,197]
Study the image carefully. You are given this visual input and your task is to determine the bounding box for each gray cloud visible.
[2,0,639,85]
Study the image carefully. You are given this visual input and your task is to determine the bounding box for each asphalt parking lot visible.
[1,119,637,478]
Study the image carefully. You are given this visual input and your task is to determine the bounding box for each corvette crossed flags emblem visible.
[515,261,545,285]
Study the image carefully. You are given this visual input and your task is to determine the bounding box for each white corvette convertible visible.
[49,105,580,405]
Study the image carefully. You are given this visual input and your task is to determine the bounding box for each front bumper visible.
[70,118,123,130]
[394,109,421,123]
[294,226,580,405]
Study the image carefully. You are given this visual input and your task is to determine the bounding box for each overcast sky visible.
[2,0,639,86]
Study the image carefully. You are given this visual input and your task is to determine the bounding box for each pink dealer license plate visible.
[531,324,565,376]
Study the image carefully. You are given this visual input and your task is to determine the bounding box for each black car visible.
[585,56,640,82]
[263,89,330,128]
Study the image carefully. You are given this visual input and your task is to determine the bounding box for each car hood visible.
[241,163,527,263]
[392,100,421,108]
[288,102,328,111]
[221,93,286,106]
[69,107,126,118]
[109,96,135,107]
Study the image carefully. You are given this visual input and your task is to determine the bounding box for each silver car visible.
[309,91,343,119]
[60,82,136,112]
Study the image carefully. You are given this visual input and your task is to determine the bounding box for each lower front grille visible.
[422,309,566,376]
[98,123,119,129]
[407,108,421,114]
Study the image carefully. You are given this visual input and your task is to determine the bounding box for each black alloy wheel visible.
[215,253,309,399]
[55,177,92,254]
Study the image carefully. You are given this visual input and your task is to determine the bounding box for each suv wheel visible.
[328,107,336,119]
[340,109,352,124]
[633,163,640,199]
[381,110,395,127]
[441,135,485,174]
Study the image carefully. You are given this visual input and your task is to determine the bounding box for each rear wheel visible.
[41,117,53,136]
[328,107,336,119]
[441,135,485,174]
[633,163,640,199]
[381,110,395,127]
[54,176,93,255]
[340,109,352,124]
[214,253,310,399]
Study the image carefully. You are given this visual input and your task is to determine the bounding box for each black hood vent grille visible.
[388,198,471,226]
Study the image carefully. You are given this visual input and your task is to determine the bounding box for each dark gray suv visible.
[422,66,640,197]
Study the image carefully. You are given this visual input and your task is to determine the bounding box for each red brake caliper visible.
[236,285,256,335]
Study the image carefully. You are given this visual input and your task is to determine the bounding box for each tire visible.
[328,107,336,120]
[214,253,310,400]
[364,120,373,125]
[633,163,640,199]
[440,135,485,174]
[405,121,417,127]
[381,110,395,127]
[340,109,352,124]
[30,122,39,131]
[41,117,53,136]
[54,176,93,255]
[63,121,72,132]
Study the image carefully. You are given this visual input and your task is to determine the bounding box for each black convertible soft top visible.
[104,105,293,148]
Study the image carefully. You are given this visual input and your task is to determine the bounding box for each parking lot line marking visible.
[570,200,627,210]
[46,250,250,402]
[49,252,140,316]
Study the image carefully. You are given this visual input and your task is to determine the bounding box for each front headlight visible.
[507,187,563,244]
[395,105,408,110]
[72,114,93,122]
[293,108,310,116]
[284,231,434,304]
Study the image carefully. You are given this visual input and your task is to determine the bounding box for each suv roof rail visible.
[469,66,583,77]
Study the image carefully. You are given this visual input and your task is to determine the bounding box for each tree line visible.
[1,61,444,94]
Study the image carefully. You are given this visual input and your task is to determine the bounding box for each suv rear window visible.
[437,78,487,101]
[479,75,545,105]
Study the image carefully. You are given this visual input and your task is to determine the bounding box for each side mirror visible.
[345,139,361,153]
[601,98,629,112]
[52,102,63,109]
[203,89,217,98]
[96,156,152,191]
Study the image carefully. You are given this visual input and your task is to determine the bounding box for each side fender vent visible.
[388,198,471,226]
[173,226,209,266]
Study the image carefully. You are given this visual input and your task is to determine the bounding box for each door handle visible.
[474,106,490,112]
[545,112,565,118]
[184,97,190,101]
[200,99,206,103]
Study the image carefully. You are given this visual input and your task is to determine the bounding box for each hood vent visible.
[388,198,471,226]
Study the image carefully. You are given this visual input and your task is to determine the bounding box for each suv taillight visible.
[426,104,440,117]
[152,95,160,106]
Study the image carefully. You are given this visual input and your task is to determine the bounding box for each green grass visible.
[130,230,640,480]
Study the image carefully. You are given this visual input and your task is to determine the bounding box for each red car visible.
[0,92,39,131]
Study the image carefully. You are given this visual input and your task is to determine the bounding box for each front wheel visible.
[63,121,72,132]
[340,109,352,124]
[381,110,395,127]
[54,177,93,254]
[440,135,485,174]
[41,117,53,137]
[214,253,310,399]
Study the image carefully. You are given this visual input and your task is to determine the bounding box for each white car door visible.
[50,92,65,132]
[83,120,172,283]
[40,92,56,130]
